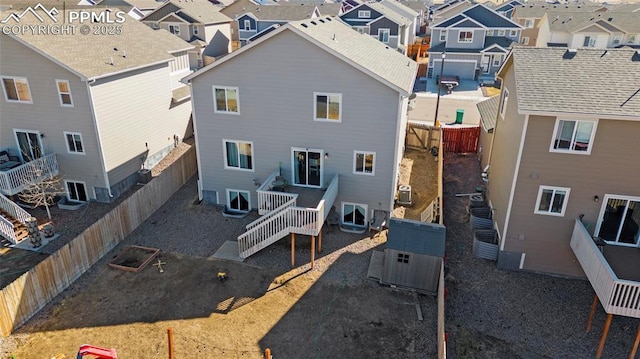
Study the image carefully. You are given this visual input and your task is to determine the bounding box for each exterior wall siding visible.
[160,22,190,42]
[0,36,107,198]
[449,29,485,49]
[90,64,192,189]
[369,17,400,36]
[506,116,640,277]
[191,30,404,215]
[340,5,382,22]
[203,23,233,57]
[381,249,442,293]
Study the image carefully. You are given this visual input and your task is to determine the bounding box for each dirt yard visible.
[2,149,440,359]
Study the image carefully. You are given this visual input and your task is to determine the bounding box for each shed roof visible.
[386,218,446,257]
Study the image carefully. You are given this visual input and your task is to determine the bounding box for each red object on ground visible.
[77,344,118,359]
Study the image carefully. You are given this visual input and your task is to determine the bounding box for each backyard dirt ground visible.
[1,149,440,359]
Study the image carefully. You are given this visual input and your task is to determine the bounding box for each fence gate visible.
[441,126,480,153]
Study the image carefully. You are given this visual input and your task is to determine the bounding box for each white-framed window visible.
[223,139,254,171]
[521,37,530,45]
[440,30,447,42]
[355,27,368,34]
[378,28,390,43]
[244,19,251,31]
[169,24,180,35]
[498,29,505,36]
[66,180,88,202]
[458,30,473,42]
[524,19,534,28]
[314,92,341,122]
[397,252,410,264]
[151,22,159,29]
[612,35,621,45]
[583,36,596,47]
[2,76,32,103]
[213,86,239,114]
[342,202,368,227]
[492,55,502,67]
[499,87,509,118]
[226,189,250,212]
[64,132,84,154]
[358,10,370,18]
[192,26,199,35]
[353,151,375,175]
[594,195,640,246]
[509,29,517,37]
[550,119,597,154]
[486,29,494,36]
[534,186,570,216]
[628,34,637,44]
[55,79,73,107]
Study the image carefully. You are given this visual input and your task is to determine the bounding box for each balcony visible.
[570,219,640,318]
[0,154,60,196]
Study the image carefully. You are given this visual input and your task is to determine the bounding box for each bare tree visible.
[18,161,66,221]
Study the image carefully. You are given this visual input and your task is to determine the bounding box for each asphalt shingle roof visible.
[508,47,640,118]
[476,95,499,131]
[512,3,604,19]
[1,11,194,79]
[367,1,413,25]
[428,36,514,53]
[237,4,318,21]
[462,4,520,28]
[143,0,231,24]
[547,11,640,34]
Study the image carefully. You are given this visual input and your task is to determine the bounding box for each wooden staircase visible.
[0,209,28,244]
[0,193,33,245]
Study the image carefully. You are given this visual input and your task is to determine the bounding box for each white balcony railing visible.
[0,154,59,196]
[570,219,640,319]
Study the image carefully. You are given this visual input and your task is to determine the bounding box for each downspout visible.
[85,79,113,200]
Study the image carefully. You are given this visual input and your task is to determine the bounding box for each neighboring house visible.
[233,4,327,45]
[141,0,233,67]
[183,17,416,258]
[428,3,521,82]
[219,0,258,44]
[537,11,640,49]
[98,0,169,19]
[339,1,416,53]
[377,0,420,38]
[0,11,194,203]
[430,0,474,26]
[399,0,428,34]
[491,0,522,19]
[484,47,640,278]
[511,3,607,46]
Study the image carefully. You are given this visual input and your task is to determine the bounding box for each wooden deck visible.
[284,186,324,209]
[603,245,640,282]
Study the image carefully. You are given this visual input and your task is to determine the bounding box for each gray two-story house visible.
[428,3,522,82]
[183,17,417,258]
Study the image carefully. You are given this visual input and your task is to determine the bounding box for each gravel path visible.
[442,153,639,359]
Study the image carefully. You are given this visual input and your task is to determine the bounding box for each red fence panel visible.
[442,126,480,153]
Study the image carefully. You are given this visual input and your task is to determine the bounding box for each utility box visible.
[455,109,464,124]
[137,169,152,184]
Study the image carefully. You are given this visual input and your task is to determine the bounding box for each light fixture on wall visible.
[594,195,599,203]
[324,153,329,160]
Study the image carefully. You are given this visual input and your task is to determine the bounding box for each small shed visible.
[369,217,446,294]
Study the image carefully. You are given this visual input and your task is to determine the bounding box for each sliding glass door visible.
[292,148,323,187]
[15,129,43,162]
[595,195,640,246]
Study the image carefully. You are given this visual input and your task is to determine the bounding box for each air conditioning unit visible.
[397,185,412,206]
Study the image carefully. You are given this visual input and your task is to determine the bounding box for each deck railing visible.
[0,154,59,196]
[0,193,31,245]
[238,174,339,259]
[570,219,640,318]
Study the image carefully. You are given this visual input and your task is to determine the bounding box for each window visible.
[499,87,509,118]
[628,34,636,44]
[486,29,494,36]
[440,30,447,42]
[492,55,502,67]
[397,253,410,264]
[314,92,341,121]
[64,132,84,154]
[509,30,517,37]
[244,19,251,31]
[378,28,390,43]
[354,151,375,175]
[524,19,534,28]
[498,29,505,36]
[151,23,159,29]
[355,27,368,34]
[612,35,621,45]
[223,139,253,170]
[595,195,640,246]
[458,31,473,42]
[358,10,370,18]
[583,36,596,47]
[535,186,570,216]
[192,26,199,35]
[2,77,32,103]
[56,80,73,107]
[66,180,88,202]
[169,24,180,35]
[227,189,250,212]
[213,86,239,114]
[550,119,596,153]
[342,202,367,227]
[521,37,530,45]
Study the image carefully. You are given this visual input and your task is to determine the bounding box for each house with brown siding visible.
[484,47,640,278]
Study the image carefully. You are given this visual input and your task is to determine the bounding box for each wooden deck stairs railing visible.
[0,193,31,245]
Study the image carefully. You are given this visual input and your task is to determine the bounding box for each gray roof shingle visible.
[143,0,231,24]
[512,3,605,19]
[477,95,499,131]
[507,47,640,118]
[547,11,640,34]
[237,4,318,21]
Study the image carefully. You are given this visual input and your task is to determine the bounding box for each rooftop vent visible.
[319,18,325,23]
[600,50,608,58]
[301,23,308,28]
[310,20,317,25]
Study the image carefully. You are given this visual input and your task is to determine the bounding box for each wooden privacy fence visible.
[406,121,441,151]
[0,147,197,337]
[442,126,480,153]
